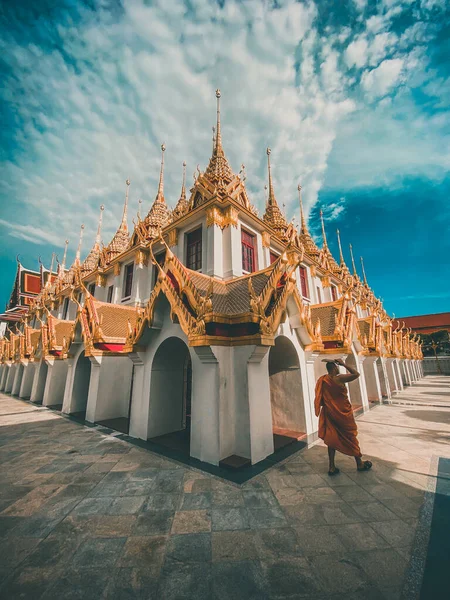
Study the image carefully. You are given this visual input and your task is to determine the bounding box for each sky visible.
[1,0,449,317]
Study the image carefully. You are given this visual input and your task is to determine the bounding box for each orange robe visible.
[314,374,362,457]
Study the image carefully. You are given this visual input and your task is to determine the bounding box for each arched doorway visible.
[34,361,48,404]
[345,353,363,411]
[268,336,306,450]
[147,337,192,454]
[71,351,91,419]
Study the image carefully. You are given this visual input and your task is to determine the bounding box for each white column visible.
[19,361,35,399]
[206,224,224,278]
[43,359,68,407]
[128,353,147,440]
[11,364,24,396]
[362,356,382,403]
[133,262,146,305]
[85,356,102,423]
[355,354,370,411]
[377,357,391,400]
[223,224,241,278]
[386,358,399,395]
[5,364,16,393]
[247,346,274,464]
[0,365,8,390]
[62,357,76,414]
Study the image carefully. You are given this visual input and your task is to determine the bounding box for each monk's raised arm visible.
[334,358,360,383]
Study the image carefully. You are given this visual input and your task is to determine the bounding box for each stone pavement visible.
[0,376,449,600]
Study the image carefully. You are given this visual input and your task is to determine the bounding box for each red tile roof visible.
[393,313,450,334]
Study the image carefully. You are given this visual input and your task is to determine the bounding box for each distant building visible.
[393,313,450,336]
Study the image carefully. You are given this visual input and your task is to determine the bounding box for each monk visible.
[315,358,372,476]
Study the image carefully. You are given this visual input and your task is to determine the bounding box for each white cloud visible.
[345,37,369,68]
[361,58,404,98]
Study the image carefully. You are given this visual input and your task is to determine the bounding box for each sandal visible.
[357,460,372,472]
[328,467,340,476]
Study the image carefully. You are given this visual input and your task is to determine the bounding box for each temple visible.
[0,91,423,469]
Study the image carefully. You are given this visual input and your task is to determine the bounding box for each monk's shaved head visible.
[326,361,338,375]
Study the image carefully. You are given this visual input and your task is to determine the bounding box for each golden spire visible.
[137,198,142,221]
[360,256,368,286]
[173,161,189,219]
[75,224,85,263]
[82,205,104,273]
[266,148,276,205]
[47,252,55,288]
[95,204,105,247]
[121,179,130,229]
[60,239,69,273]
[215,89,222,155]
[155,144,166,204]
[349,243,358,277]
[319,209,328,249]
[298,184,308,234]
[336,229,345,265]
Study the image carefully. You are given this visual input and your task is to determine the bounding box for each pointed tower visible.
[319,209,339,273]
[144,144,172,238]
[58,239,69,279]
[360,256,369,287]
[297,184,320,256]
[336,229,351,278]
[349,243,361,283]
[103,179,131,265]
[262,148,288,239]
[82,205,105,273]
[172,161,190,220]
[203,89,235,189]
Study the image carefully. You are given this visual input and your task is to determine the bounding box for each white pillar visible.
[30,360,48,403]
[223,224,241,278]
[304,352,321,438]
[19,361,35,399]
[247,346,274,464]
[1,364,11,391]
[386,358,399,395]
[43,359,68,407]
[362,356,382,403]
[206,224,224,278]
[5,364,17,393]
[11,364,24,396]
[128,353,147,439]
[355,354,369,411]
[394,359,403,391]
[62,357,76,414]
[85,356,102,423]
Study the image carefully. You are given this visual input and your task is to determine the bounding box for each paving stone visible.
[294,524,348,556]
[248,506,288,529]
[321,503,363,525]
[351,501,399,522]
[72,536,127,567]
[351,549,408,588]
[152,470,184,493]
[370,519,416,547]
[335,485,375,502]
[309,553,371,594]
[303,486,345,504]
[104,567,159,599]
[242,490,278,507]
[0,566,60,600]
[212,530,258,562]
[262,557,323,598]
[171,510,211,534]
[180,491,212,510]
[41,566,111,599]
[212,488,245,507]
[71,497,114,516]
[119,536,167,573]
[22,534,82,568]
[0,536,42,567]
[134,510,174,535]
[158,561,212,600]
[332,522,391,551]
[212,560,268,600]
[254,527,302,559]
[211,507,249,531]
[143,493,181,511]
[274,487,306,505]
[108,496,146,515]
[283,504,327,526]
[166,533,211,563]
[121,480,156,496]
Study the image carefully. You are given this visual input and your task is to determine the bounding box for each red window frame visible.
[186,228,202,271]
[123,263,134,299]
[241,229,256,273]
[331,286,337,301]
[269,251,278,264]
[299,266,309,298]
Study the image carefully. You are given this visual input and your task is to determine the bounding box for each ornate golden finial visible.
[95,204,105,246]
[349,244,358,277]
[155,144,166,203]
[360,256,368,286]
[266,148,276,205]
[121,179,130,228]
[181,161,186,199]
[239,164,246,182]
[298,184,308,234]
[47,252,55,288]
[212,126,215,153]
[319,209,328,249]
[61,239,69,272]
[172,161,189,219]
[336,229,345,265]
[137,199,142,221]
[75,224,85,262]
[215,89,222,153]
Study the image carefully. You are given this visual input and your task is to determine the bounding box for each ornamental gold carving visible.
[167,228,178,248]
[224,206,239,228]
[321,275,331,288]
[113,263,121,277]
[206,206,239,229]
[135,249,149,267]
[310,265,317,278]
[261,231,271,248]
[96,273,107,287]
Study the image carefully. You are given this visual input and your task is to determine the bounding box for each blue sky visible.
[1,0,449,317]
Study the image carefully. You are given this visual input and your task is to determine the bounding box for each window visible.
[270,251,279,264]
[241,229,256,273]
[186,228,202,271]
[299,266,309,298]
[331,286,337,301]
[316,286,322,304]
[88,283,95,297]
[77,292,83,305]
[62,297,69,320]
[123,263,134,299]
[154,251,166,285]
[107,285,114,303]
